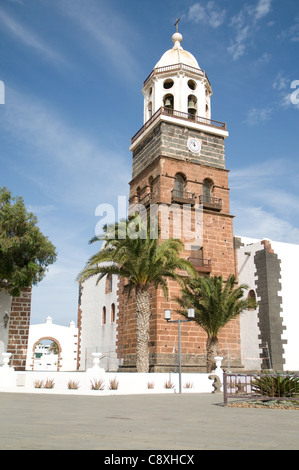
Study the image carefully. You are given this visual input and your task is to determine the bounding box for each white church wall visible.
[79,274,118,371]
[269,239,299,371]
[238,237,299,372]
[237,240,263,370]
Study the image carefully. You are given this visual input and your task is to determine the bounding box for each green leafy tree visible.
[77,216,196,372]
[176,274,256,372]
[0,187,57,296]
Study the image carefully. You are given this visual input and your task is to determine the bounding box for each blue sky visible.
[0,0,298,326]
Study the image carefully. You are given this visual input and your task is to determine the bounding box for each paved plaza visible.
[0,391,298,450]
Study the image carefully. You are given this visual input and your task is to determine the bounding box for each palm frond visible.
[177,274,253,337]
[77,215,195,299]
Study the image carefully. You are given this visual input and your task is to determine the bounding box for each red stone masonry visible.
[117,121,242,371]
[7,287,32,370]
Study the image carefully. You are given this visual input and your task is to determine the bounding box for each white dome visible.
[154,33,200,70]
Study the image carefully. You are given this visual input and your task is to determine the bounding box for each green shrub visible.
[251,373,299,398]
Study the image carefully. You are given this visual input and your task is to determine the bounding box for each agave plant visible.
[43,378,55,389]
[251,373,299,398]
[108,376,119,390]
[90,378,105,390]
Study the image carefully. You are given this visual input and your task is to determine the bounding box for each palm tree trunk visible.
[135,287,151,372]
[206,336,219,373]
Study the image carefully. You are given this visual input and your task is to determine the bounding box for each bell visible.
[164,97,172,108]
[188,98,197,114]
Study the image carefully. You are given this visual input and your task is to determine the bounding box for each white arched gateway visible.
[26,316,78,371]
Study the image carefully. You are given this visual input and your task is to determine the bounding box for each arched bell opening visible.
[187,94,197,118]
[163,94,174,114]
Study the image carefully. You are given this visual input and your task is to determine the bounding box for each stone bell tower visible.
[116,27,241,371]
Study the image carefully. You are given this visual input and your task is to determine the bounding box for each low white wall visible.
[0,368,215,395]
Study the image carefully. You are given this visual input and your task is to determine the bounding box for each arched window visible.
[202,179,213,203]
[105,274,113,293]
[102,306,106,325]
[174,173,186,197]
[111,303,116,323]
[247,290,256,310]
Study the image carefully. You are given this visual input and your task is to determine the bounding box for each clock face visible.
[187,138,201,154]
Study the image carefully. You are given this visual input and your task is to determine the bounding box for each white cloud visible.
[233,205,299,244]
[55,0,141,83]
[0,87,131,325]
[279,16,299,42]
[246,106,273,126]
[187,1,226,28]
[230,158,299,244]
[186,1,273,60]
[1,87,130,210]
[228,0,273,60]
[230,159,288,185]
[0,7,68,67]
[255,52,271,65]
[26,205,57,215]
[30,238,89,325]
[273,71,289,91]
[227,25,250,60]
[255,0,273,21]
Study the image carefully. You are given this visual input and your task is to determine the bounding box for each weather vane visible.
[174,18,180,32]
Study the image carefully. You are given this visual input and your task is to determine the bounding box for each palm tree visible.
[48,341,59,355]
[176,274,256,372]
[77,217,196,373]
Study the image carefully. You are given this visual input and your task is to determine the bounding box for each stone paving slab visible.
[0,392,298,450]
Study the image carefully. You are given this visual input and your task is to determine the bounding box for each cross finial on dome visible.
[174,18,180,32]
[172,18,183,49]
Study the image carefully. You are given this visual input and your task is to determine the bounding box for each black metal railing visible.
[223,372,299,406]
[188,257,212,272]
[171,189,195,204]
[131,107,227,144]
[199,195,222,211]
